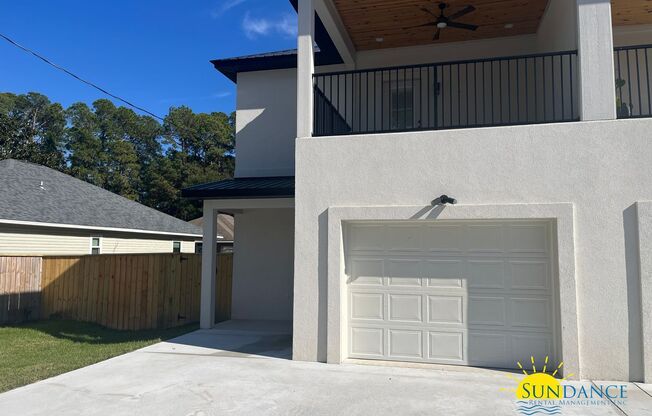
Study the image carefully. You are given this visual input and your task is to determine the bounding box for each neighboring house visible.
[184,0,652,383]
[189,215,235,253]
[0,159,202,255]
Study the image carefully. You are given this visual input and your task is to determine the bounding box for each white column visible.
[576,0,616,121]
[200,204,217,329]
[297,0,315,138]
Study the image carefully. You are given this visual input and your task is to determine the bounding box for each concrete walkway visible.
[0,322,650,416]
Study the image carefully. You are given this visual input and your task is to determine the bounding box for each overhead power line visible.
[0,32,165,122]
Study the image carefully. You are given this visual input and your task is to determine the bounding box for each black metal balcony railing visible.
[614,44,652,119]
[313,50,579,137]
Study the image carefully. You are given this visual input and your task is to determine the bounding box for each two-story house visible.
[183,0,652,383]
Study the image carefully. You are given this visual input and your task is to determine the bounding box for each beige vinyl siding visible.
[181,241,196,253]
[0,224,91,255]
[101,238,195,254]
[0,223,198,256]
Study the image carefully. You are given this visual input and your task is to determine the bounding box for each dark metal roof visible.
[212,47,341,83]
[182,177,295,200]
[0,159,202,236]
[212,0,343,82]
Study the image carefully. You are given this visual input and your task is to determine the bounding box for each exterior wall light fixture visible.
[432,194,458,206]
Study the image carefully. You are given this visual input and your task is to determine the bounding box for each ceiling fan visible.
[406,2,479,41]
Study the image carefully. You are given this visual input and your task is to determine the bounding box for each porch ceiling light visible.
[504,23,514,29]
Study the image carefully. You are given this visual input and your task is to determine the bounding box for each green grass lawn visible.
[0,320,198,393]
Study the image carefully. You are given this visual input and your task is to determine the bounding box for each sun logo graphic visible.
[500,356,574,415]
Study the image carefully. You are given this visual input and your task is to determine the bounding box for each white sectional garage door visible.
[346,220,557,370]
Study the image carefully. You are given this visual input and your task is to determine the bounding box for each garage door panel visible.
[466,224,506,253]
[427,277,464,289]
[510,297,551,329]
[388,294,422,322]
[389,329,423,358]
[468,296,507,326]
[424,260,465,288]
[509,261,549,290]
[507,224,549,255]
[423,225,465,253]
[427,295,464,324]
[348,225,386,252]
[349,258,384,286]
[428,331,465,361]
[468,332,509,366]
[387,259,422,286]
[350,293,384,320]
[351,327,384,357]
[467,260,506,289]
[386,225,423,252]
[387,277,422,287]
[511,334,554,366]
[346,220,557,370]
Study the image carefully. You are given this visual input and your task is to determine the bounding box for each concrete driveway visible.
[0,321,650,416]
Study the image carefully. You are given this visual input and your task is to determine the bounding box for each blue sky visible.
[0,0,297,117]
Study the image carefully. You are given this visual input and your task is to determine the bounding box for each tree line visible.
[0,92,235,221]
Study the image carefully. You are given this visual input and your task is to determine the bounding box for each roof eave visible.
[182,190,295,200]
[211,0,343,83]
[0,218,203,239]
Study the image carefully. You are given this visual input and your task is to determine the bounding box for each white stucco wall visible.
[231,208,294,321]
[294,118,652,382]
[235,69,297,178]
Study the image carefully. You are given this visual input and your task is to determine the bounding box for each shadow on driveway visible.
[141,320,293,359]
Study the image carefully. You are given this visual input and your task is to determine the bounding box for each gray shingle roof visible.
[190,215,234,241]
[0,159,201,236]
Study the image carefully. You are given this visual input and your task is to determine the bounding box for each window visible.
[90,237,101,255]
[194,242,203,254]
[173,241,181,253]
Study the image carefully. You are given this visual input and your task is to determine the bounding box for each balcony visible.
[313,50,579,137]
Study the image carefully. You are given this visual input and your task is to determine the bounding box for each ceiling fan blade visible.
[420,7,439,18]
[448,5,476,21]
[433,28,441,41]
[403,21,438,29]
[446,21,479,31]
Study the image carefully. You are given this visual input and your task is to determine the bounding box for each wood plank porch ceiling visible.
[332,0,652,51]
[333,0,549,50]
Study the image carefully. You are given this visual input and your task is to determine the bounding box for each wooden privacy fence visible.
[0,253,233,329]
[41,254,202,330]
[0,257,42,323]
